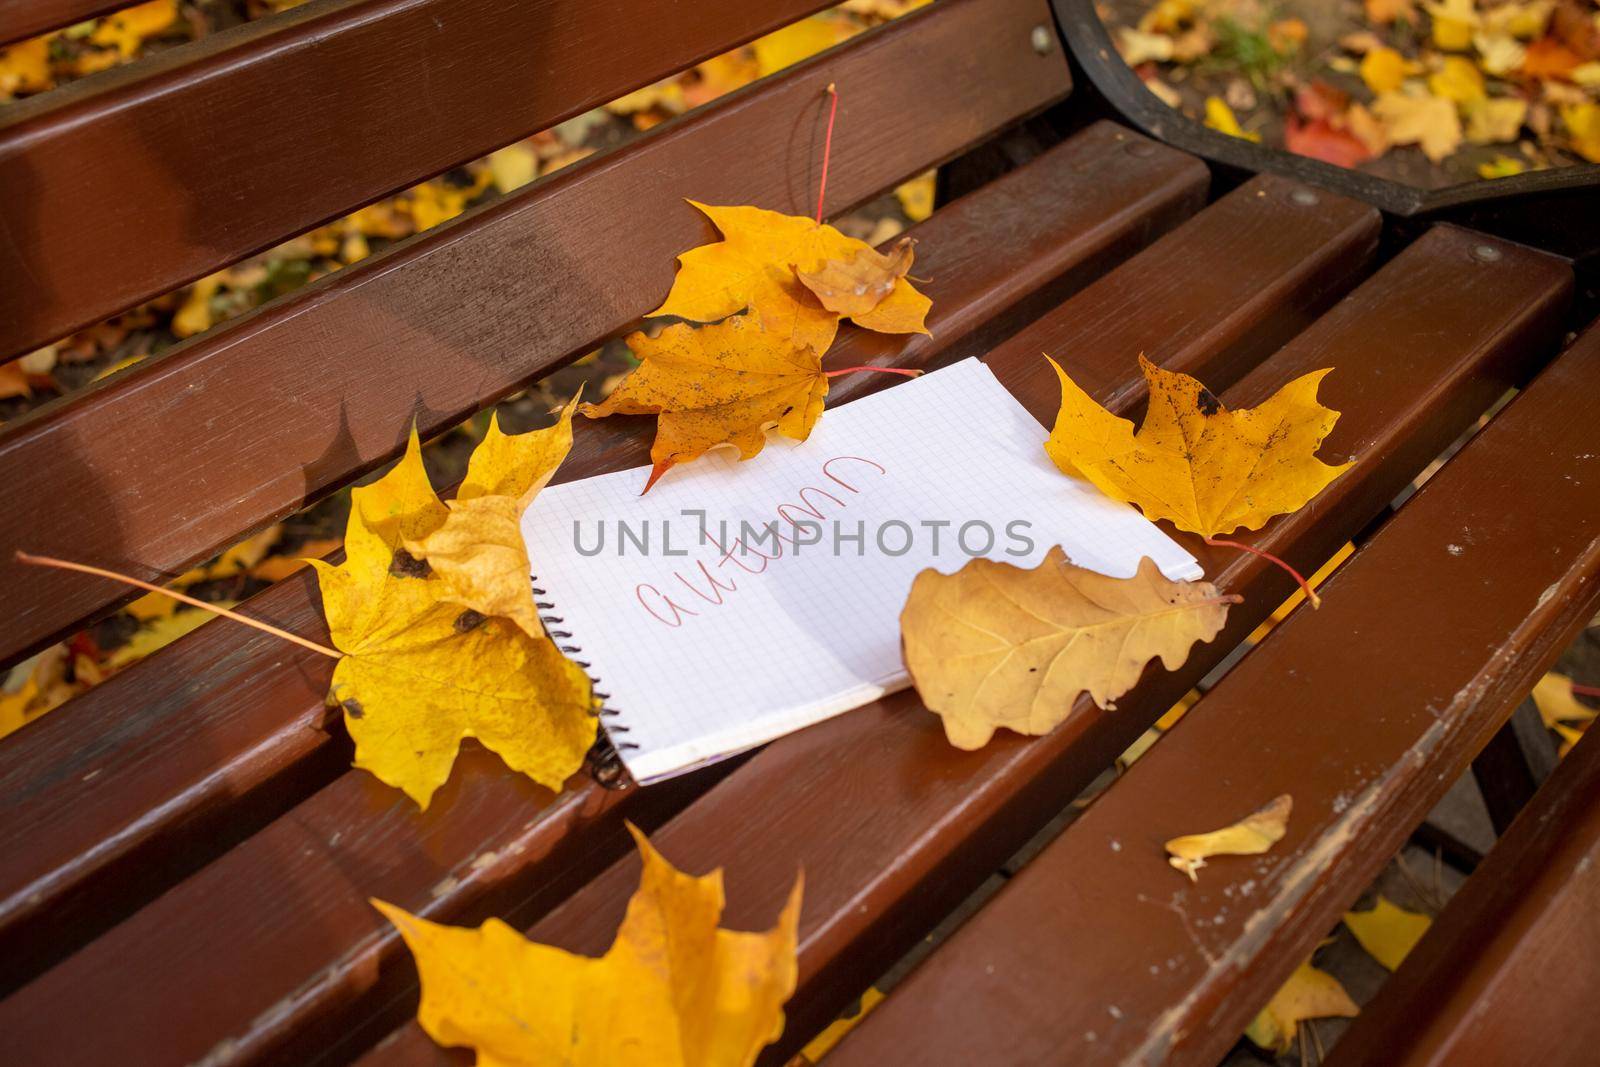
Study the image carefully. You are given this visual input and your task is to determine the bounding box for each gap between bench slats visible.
[1329,683,1600,1066]
[0,0,852,357]
[829,278,1598,1067]
[355,175,1405,1067]
[0,123,1208,1053]
[0,0,1069,671]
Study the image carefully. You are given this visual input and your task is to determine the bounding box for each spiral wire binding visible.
[534,576,635,790]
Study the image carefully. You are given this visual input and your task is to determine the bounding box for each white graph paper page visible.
[521,357,1202,783]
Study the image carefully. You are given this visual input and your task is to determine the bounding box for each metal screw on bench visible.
[1474,243,1503,263]
[1031,25,1053,54]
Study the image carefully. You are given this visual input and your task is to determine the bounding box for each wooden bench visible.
[0,1,1594,1064]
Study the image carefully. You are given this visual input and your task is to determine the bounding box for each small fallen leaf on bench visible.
[796,236,917,318]
[1045,355,1351,537]
[375,824,803,1067]
[407,398,578,639]
[1243,958,1358,1053]
[582,312,828,492]
[653,201,930,355]
[900,549,1237,749]
[1165,794,1292,882]
[1343,894,1432,970]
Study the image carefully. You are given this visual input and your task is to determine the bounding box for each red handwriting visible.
[632,454,886,628]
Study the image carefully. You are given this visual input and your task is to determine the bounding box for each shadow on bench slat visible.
[830,285,1599,1067]
[0,0,1071,669]
[1329,705,1600,1066]
[359,174,1417,1067]
[0,123,1211,1063]
[0,0,849,357]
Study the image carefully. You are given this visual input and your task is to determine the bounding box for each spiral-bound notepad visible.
[522,358,1201,783]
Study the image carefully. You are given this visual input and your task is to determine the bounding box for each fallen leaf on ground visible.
[1479,154,1529,177]
[1533,672,1597,727]
[1561,102,1600,159]
[1360,47,1409,94]
[1244,958,1360,1053]
[108,603,237,667]
[1373,90,1465,162]
[1286,116,1378,166]
[1424,0,1480,51]
[1465,97,1530,142]
[408,398,578,639]
[1118,27,1177,66]
[895,171,935,222]
[652,202,930,355]
[791,988,886,1064]
[581,312,827,492]
[753,14,854,75]
[1044,355,1351,537]
[90,0,176,58]
[1343,894,1432,970]
[251,538,342,582]
[0,36,53,99]
[900,549,1237,749]
[311,428,595,808]
[1204,96,1260,141]
[1428,55,1488,103]
[1365,0,1417,25]
[796,237,917,318]
[1165,794,1292,881]
[376,825,802,1067]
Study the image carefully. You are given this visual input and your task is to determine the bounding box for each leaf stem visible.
[823,365,924,379]
[1570,681,1600,700]
[1203,536,1322,610]
[815,82,839,225]
[15,550,341,660]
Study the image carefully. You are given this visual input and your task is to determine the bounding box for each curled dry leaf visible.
[375,825,803,1067]
[900,548,1238,749]
[1343,894,1433,971]
[581,312,827,492]
[1244,958,1360,1053]
[311,429,596,809]
[652,201,930,355]
[1165,793,1292,881]
[407,397,578,638]
[1044,355,1351,538]
[796,236,917,319]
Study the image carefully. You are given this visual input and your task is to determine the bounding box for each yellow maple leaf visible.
[1373,90,1464,162]
[1561,103,1600,162]
[1532,672,1597,728]
[752,15,855,75]
[89,0,177,58]
[582,312,828,491]
[1428,55,1488,103]
[1343,894,1433,970]
[652,202,930,356]
[1465,97,1528,142]
[312,427,595,808]
[1204,96,1260,142]
[1478,154,1527,178]
[894,171,936,223]
[1166,794,1292,881]
[0,35,53,99]
[900,549,1237,750]
[1244,958,1359,1053]
[1044,355,1351,538]
[1424,0,1479,51]
[408,398,578,639]
[375,825,803,1067]
[1360,47,1410,93]
[795,236,917,318]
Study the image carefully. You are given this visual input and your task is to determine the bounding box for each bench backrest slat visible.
[0,0,128,47]
[0,0,1071,669]
[0,0,847,362]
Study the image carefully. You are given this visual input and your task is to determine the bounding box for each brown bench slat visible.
[828,308,1600,1067]
[0,0,853,360]
[0,123,1208,1045]
[0,0,126,47]
[1329,713,1600,1066]
[0,0,1069,670]
[360,178,1449,1067]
